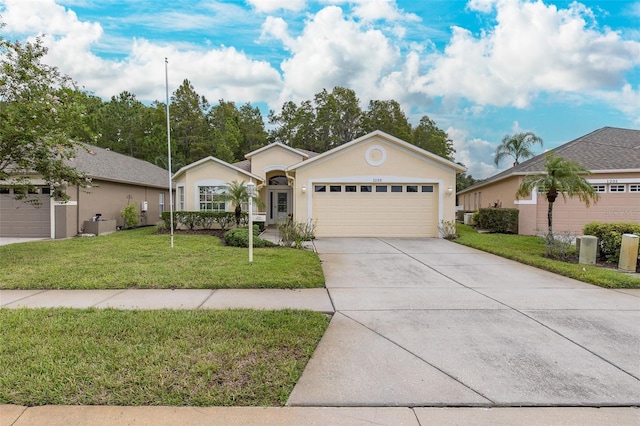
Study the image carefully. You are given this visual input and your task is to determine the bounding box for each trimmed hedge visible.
[477,208,519,234]
[224,226,275,248]
[583,222,640,263]
[161,211,242,231]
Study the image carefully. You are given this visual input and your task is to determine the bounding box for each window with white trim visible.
[159,193,165,212]
[592,185,606,193]
[609,184,625,193]
[199,186,226,211]
[178,186,185,210]
[630,184,640,192]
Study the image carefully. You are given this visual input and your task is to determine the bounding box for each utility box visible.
[578,235,597,266]
[463,213,474,225]
[618,234,639,273]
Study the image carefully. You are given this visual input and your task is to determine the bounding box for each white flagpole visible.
[165,58,174,248]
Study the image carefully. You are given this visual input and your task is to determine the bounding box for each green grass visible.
[0,227,324,289]
[455,224,640,289]
[0,308,330,406]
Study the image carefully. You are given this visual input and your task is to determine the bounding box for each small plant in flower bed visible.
[224,225,276,248]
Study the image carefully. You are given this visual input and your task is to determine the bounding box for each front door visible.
[269,190,291,224]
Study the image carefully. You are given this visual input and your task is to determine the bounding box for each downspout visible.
[77,185,81,235]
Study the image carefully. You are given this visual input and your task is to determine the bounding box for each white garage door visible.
[0,191,51,237]
[311,183,438,237]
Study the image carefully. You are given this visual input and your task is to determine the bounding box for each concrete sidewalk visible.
[2,405,638,426]
[0,288,333,312]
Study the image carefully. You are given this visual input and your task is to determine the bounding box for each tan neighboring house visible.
[458,127,640,235]
[172,130,465,238]
[0,145,171,239]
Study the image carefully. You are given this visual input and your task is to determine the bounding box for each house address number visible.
[373,178,383,183]
[606,179,618,183]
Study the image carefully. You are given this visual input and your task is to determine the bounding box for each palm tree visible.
[494,132,543,167]
[516,153,598,243]
[216,180,264,227]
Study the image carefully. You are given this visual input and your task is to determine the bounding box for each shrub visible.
[583,222,640,263]
[121,203,139,228]
[161,211,238,231]
[155,220,168,232]
[277,220,316,249]
[224,226,275,248]
[439,220,459,239]
[543,231,577,259]
[477,208,518,233]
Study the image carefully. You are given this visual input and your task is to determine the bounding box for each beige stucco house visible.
[458,127,640,235]
[172,130,466,238]
[0,145,171,239]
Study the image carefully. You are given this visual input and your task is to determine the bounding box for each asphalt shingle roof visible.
[462,127,640,192]
[69,145,170,188]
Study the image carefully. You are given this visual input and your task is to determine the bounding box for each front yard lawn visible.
[0,308,329,406]
[0,227,324,289]
[455,224,640,289]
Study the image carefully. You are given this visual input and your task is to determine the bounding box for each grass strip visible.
[455,224,640,289]
[0,308,330,406]
[0,227,324,289]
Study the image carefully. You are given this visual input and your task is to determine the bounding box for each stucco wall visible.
[174,161,254,211]
[293,136,458,226]
[67,180,169,235]
[462,172,640,236]
[249,146,305,180]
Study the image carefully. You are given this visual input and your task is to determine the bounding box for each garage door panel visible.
[0,194,51,237]
[312,183,438,238]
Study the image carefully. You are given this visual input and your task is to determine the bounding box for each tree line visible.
[85,83,458,171]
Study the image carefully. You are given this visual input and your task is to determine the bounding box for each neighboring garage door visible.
[312,183,438,237]
[0,191,51,237]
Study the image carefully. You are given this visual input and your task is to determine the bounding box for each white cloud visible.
[422,0,640,110]
[323,0,419,22]
[264,6,400,106]
[595,83,640,123]
[247,0,306,13]
[1,0,283,103]
[448,126,502,179]
[1,0,103,46]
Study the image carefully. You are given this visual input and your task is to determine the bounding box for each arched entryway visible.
[266,174,292,225]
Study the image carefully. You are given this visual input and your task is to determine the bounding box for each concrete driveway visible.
[288,238,640,407]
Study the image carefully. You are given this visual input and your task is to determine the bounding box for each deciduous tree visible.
[412,115,455,161]
[0,34,92,200]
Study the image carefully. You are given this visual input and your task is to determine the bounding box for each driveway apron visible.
[287,238,640,407]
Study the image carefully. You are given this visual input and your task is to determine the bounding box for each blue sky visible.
[1,0,639,178]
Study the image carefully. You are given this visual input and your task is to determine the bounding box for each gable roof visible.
[172,155,262,182]
[244,142,310,160]
[69,145,170,189]
[460,127,640,194]
[287,130,467,173]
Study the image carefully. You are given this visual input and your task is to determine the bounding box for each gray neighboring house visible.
[0,145,172,239]
[458,127,640,235]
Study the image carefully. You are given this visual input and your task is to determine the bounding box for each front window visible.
[269,175,288,186]
[199,186,226,211]
[178,186,185,210]
[159,193,165,212]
